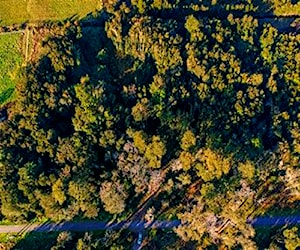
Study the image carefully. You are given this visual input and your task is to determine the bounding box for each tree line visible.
[0,0,299,249]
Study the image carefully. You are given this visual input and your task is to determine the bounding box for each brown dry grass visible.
[0,0,102,25]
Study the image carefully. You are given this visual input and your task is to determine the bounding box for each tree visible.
[180,130,196,151]
[52,178,66,206]
[176,181,258,249]
[283,167,300,202]
[68,181,99,218]
[131,0,146,13]
[145,135,166,168]
[194,148,231,182]
[283,227,300,250]
[99,180,128,215]
[185,15,203,42]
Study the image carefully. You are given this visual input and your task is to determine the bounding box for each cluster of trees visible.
[0,0,299,249]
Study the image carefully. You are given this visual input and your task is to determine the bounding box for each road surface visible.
[0,220,181,233]
[0,215,299,233]
[250,215,300,227]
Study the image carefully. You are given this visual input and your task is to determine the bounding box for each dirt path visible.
[0,30,25,36]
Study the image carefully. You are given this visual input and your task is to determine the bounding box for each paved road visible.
[250,215,300,227]
[0,220,181,233]
[0,215,299,233]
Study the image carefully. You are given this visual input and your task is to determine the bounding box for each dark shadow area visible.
[12,232,59,250]
[144,229,198,250]
[0,87,14,105]
[11,220,151,249]
[254,225,284,249]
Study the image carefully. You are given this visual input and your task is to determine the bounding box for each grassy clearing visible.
[0,0,102,26]
[0,0,29,25]
[0,33,23,106]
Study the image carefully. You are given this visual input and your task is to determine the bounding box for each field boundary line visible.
[0,30,25,36]
[25,27,29,63]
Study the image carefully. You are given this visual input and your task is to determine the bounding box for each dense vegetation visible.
[0,0,299,249]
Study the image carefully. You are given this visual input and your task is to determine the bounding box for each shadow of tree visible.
[0,87,14,105]
[12,232,59,250]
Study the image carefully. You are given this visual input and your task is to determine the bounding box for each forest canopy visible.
[0,0,299,249]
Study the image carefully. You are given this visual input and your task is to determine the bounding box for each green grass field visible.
[0,0,101,106]
[0,33,23,106]
[0,0,102,26]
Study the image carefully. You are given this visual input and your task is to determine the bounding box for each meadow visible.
[0,33,23,106]
[0,0,102,25]
[0,0,102,106]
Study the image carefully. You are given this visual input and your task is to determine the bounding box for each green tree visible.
[145,135,166,168]
[283,227,300,250]
[180,130,196,151]
[68,181,99,218]
[52,178,66,206]
[99,180,128,214]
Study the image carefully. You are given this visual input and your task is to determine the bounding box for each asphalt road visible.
[0,220,181,233]
[250,215,300,227]
[0,215,299,234]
